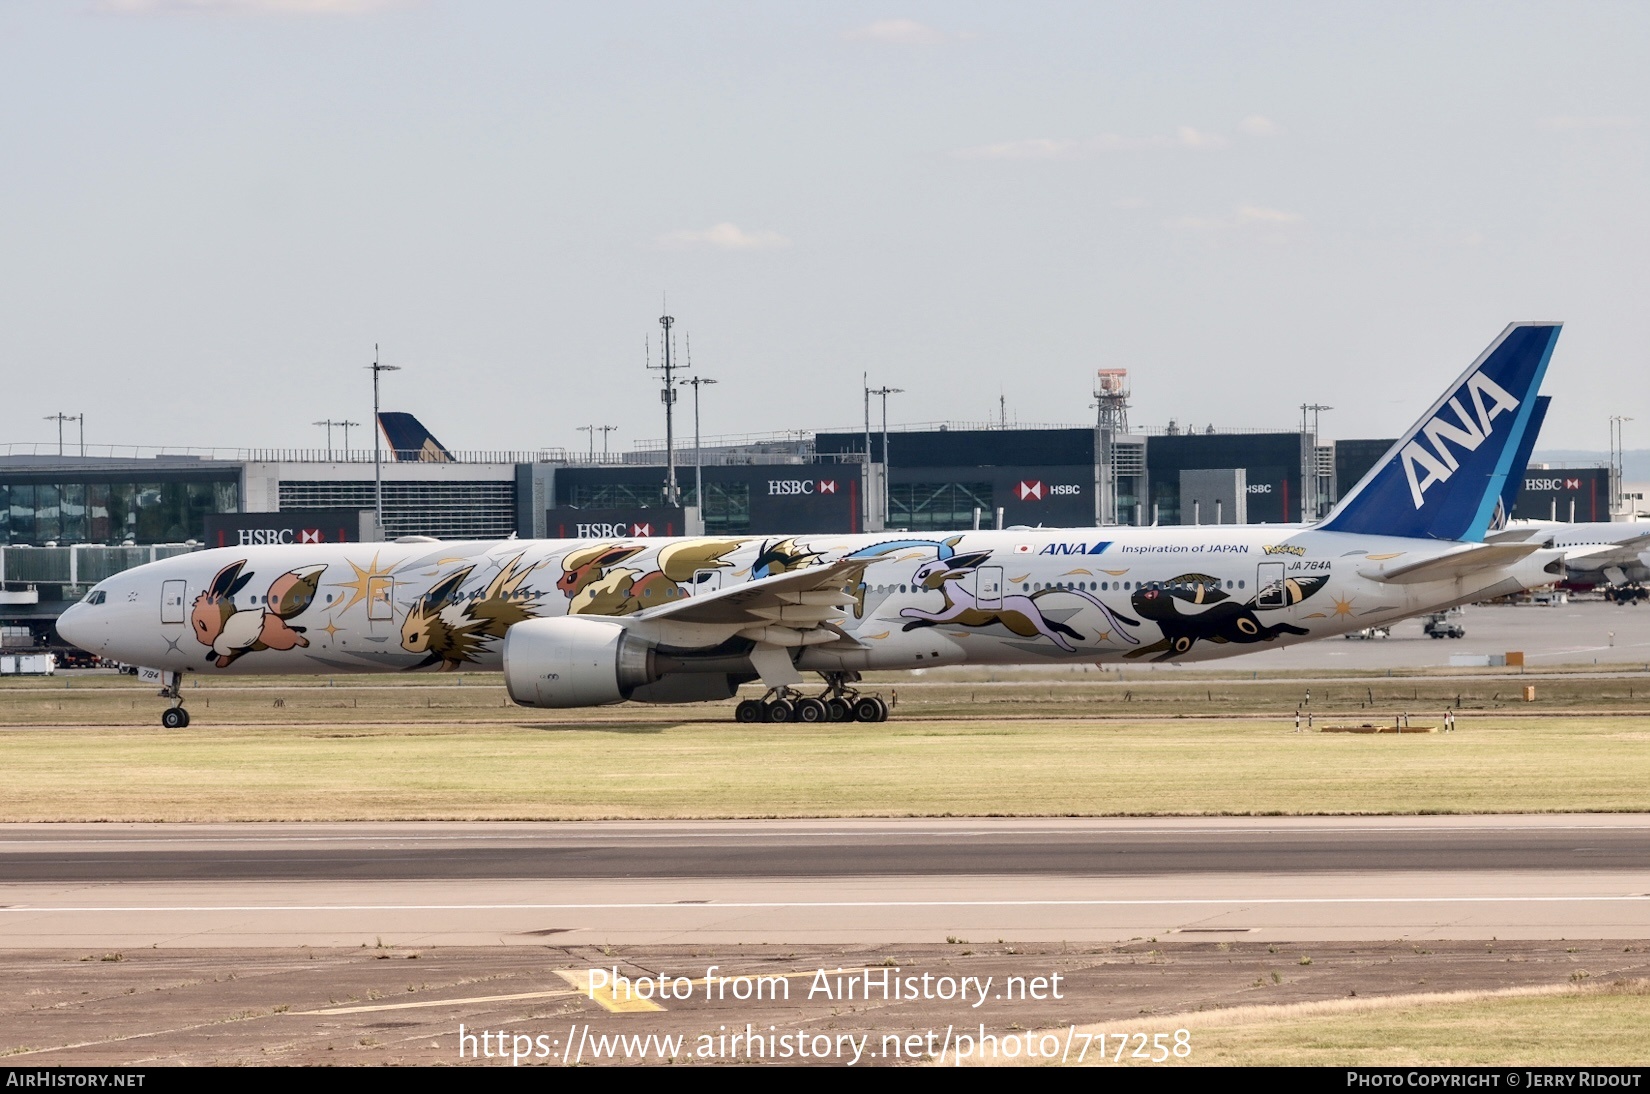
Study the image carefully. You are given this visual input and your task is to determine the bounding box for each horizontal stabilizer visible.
[1357,542,1545,584]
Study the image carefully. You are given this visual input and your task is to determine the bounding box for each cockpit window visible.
[83,590,107,605]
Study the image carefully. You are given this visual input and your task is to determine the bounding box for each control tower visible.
[1094,369,1130,524]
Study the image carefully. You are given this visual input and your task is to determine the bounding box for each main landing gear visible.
[732,672,889,724]
[157,670,191,728]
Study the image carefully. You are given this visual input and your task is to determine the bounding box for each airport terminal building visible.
[0,414,1626,642]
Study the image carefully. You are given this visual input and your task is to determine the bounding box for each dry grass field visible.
[1035,980,1650,1067]
[2,671,1646,820]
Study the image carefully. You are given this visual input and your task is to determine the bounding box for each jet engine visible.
[502,617,657,708]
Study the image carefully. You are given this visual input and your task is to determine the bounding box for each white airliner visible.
[59,323,1569,728]
[1489,521,1650,589]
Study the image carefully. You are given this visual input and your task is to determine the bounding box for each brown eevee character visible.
[190,560,326,668]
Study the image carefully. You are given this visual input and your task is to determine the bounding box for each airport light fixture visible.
[366,347,401,538]
[867,383,903,529]
[680,376,718,514]
[577,424,595,460]
[1610,415,1634,515]
[599,425,617,459]
[44,413,82,457]
[313,418,359,461]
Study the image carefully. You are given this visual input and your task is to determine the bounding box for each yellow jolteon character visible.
[401,553,542,670]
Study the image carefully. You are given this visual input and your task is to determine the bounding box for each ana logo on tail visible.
[1400,371,1520,509]
[1321,323,1559,543]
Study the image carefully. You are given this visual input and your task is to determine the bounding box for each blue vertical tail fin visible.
[378,412,454,463]
[1490,394,1550,530]
[1319,322,1560,542]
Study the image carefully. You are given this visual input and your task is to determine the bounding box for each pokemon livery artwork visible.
[191,561,326,669]
[54,323,1575,728]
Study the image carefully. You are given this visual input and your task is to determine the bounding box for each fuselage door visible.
[160,579,186,625]
[975,566,1004,610]
[691,568,723,595]
[1256,562,1287,609]
[367,576,395,623]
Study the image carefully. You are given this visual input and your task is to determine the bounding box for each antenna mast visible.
[649,308,683,506]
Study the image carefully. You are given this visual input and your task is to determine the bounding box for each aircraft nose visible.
[57,600,109,655]
[56,603,89,649]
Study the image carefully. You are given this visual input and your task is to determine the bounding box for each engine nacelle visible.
[503,617,656,708]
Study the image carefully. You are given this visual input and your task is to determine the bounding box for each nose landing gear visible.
[157,671,191,728]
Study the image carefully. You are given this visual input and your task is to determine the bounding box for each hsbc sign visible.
[1526,477,1583,492]
[205,509,362,549]
[574,522,656,538]
[1017,481,1080,501]
[768,480,838,495]
[236,528,329,546]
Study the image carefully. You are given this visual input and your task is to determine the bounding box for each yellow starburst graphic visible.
[1332,594,1356,617]
[329,552,396,614]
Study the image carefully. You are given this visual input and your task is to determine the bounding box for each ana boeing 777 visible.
[59,322,1570,727]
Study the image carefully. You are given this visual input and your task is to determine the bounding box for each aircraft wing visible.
[627,559,868,650]
[1559,534,1650,571]
[1357,542,1546,584]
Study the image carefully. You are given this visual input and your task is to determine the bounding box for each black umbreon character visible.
[1123,571,1329,662]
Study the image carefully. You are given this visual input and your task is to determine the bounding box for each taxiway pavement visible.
[3,816,1645,947]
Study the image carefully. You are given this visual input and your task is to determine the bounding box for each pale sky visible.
[3,1,1646,456]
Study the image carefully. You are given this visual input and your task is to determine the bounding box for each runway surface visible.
[3,815,1647,946]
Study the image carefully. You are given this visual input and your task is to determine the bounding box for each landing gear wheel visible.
[852,696,884,722]
[826,697,852,722]
[161,707,188,729]
[763,699,795,723]
[870,696,889,722]
[793,697,828,723]
[734,699,763,723]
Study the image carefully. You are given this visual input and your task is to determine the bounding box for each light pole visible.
[599,425,617,459]
[367,346,400,538]
[577,425,595,460]
[313,418,358,460]
[868,383,903,528]
[44,413,81,457]
[863,374,873,529]
[680,376,717,513]
[1610,415,1634,516]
